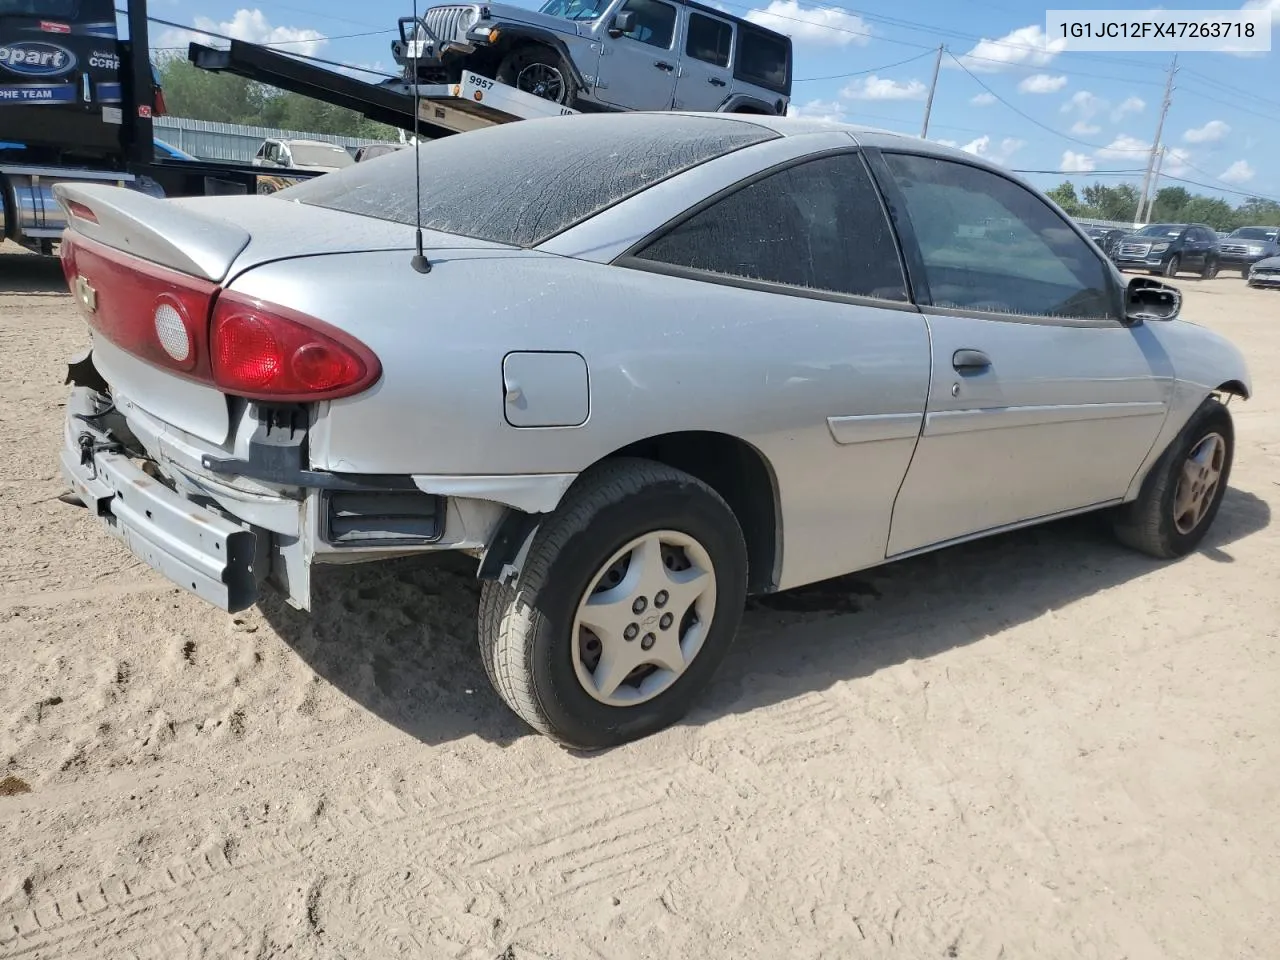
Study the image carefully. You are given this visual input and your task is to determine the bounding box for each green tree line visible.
[154,56,400,141]
[1047,181,1280,231]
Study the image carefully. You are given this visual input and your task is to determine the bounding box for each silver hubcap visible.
[515,63,565,102]
[572,530,717,707]
[1172,432,1225,535]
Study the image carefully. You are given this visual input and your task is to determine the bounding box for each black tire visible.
[1201,257,1219,280]
[1162,254,1181,278]
[1111,396,1234,559]
[478,458,749,748]
[496,45,571,105]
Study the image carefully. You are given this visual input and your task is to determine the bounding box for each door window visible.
[628,152,908,302]
[883,153,1116,321]
[686,13,732,67]
[618,0,676,47]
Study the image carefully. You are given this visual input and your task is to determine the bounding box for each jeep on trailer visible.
[391,0,792,115]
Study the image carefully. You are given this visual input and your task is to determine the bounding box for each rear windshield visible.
[278,113,777,248]
[290,143,355,168]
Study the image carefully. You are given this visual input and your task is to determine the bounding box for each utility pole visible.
[920,44,944,139]
[1144,144,1168,220]
[1136,54,1177,224]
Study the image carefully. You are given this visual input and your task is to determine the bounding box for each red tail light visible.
[61,232,381,402]
[64,232,217,380]
[210,292,380,401]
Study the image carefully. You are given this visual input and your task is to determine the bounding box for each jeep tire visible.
[497,45,572,105]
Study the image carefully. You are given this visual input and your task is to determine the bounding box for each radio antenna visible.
[409,0,431,273]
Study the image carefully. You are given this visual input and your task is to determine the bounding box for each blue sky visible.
[145,0,1280,204]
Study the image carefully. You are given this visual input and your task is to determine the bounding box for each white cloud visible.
[1070,121,1101,135]
[1162,147,1192,177]
[1111,96,1145,121]
[952,24,1066,73]
[1018,73,1067,94]
[1220,160,1255,184]
[841,74,928,101]
[1096,133,1151,160]
[1061,150,1096,173]
[156,7,327,57]
[1183,120,1230,143]
[970,92,996,106]
[957,135,1026,166]
[1228,0,1277,56]
[1061,90,1106,126]
[785,98,848,122]
[745,1,872,46]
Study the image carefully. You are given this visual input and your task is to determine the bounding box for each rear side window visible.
[735,25,789,95]
[686,13,732,67]
[627,152,908,302]
[279,113,777,247]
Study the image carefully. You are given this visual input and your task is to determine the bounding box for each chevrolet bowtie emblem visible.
[73,274,97,313]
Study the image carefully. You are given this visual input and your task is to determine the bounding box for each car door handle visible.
[654,60,674,71]
[952,349,991,372]
[708,76,726,86]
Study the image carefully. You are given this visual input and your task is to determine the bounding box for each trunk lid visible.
[55,183,508,448]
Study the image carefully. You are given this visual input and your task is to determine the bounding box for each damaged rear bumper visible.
[60,387,264,612]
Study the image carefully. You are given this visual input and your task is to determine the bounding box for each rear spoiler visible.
[52,182,251,283]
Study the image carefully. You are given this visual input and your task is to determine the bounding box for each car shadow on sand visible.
[258,487,1270,750]
[0,247,67,296]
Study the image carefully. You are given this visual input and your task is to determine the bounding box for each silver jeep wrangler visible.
[392,0,792,115]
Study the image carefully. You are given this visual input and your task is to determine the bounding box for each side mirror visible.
[608,10,636,37]
[1125,276,1181,323]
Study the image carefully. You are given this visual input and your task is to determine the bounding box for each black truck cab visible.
[0,0,147,163]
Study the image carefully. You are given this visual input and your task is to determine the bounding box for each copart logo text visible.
[0,42,77,77]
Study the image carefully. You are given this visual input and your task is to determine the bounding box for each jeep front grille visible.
[420,5,479,45]
[1219,243,1251,256]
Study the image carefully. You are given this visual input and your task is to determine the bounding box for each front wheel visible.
[1162,254,1181,277]
[1111,396,1234,559]
[477,458,749,748]
[496,46,571,105]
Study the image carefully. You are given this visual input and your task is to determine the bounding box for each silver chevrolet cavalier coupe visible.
[55,113,1251,748]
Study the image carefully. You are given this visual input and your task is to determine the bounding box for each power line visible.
[1159,174,1280,205]
[1178,86,1280,125]
[1178,67,1280,112]
[796,49,935,82]
[946,50,1149,153]
[118,8,394,49]
[788,1,1165,71]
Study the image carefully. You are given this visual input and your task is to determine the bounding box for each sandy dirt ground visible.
[0,242,1277,960]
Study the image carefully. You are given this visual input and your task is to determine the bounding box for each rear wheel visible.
[1111,397,1233,559]
[497,46,571,105]
[1162,254,1181,277]
[477,458,749,748]
[1201,257,1220,280]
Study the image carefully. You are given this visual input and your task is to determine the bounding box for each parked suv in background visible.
[1217,225,1280,277]
[392,0,792,115]
[253,138,356,195]
[253,138,356,173]
[1084,225,1125,259]
[1113,222,1221,278]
